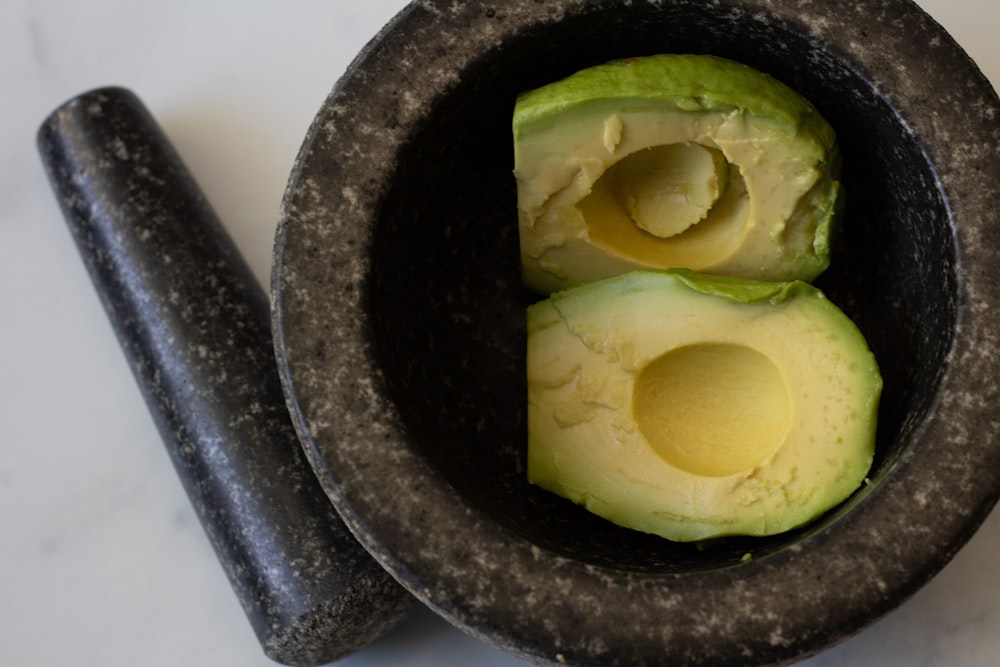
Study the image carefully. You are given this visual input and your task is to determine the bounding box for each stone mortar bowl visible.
[272,0,1000,665]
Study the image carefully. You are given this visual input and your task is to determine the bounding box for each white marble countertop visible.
[3,1,1000,665]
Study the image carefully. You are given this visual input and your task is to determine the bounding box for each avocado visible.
[527,269,880,542]
[514,54,842,295]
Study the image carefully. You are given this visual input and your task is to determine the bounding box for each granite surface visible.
[6,1,1000,667]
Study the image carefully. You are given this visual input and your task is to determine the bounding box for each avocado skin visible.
[515,54,836,152]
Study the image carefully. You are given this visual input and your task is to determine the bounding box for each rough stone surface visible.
[273,0,1000,665]
[37,87,413,667]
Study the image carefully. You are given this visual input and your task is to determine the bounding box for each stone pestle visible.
[36,86,413,666]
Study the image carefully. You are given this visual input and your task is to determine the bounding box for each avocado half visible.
[514,54,842,294]
[526,269,881,542]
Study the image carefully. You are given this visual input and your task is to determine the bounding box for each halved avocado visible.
[526,269,880,542]
[514,54,842,295]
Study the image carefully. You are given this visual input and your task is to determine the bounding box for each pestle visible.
[36,87,413,666]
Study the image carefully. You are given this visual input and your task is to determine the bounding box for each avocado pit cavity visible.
[634,343,790,477]
[610,143,730,239]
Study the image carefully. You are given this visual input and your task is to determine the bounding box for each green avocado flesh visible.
[526,270,881,542]
[514,54,842,295]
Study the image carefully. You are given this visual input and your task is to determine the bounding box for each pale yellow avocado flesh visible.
[514,55,842,295]
[526,270,881,542]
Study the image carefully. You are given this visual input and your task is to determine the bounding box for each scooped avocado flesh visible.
[526,270,881,542]
[514,54,842,295]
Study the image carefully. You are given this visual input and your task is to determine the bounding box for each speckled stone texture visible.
[37,88,413,666]
[273,0,1000,665]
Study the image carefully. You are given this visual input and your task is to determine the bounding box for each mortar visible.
[273,1,1000,665]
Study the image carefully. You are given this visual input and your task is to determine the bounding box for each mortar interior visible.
[367,2,955,573]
